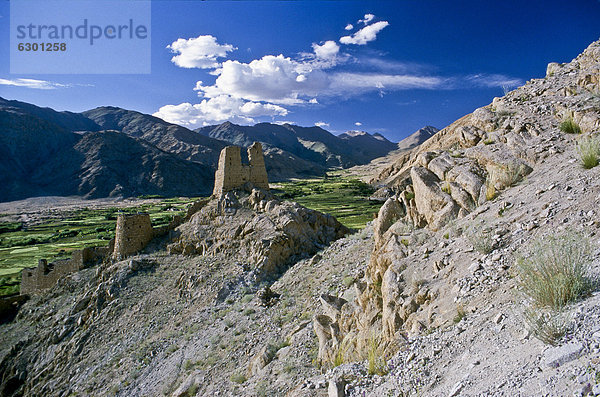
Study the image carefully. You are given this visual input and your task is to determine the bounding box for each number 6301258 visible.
[18,42,66,51]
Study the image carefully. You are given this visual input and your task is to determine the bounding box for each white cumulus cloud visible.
[340,21,389,45]
[194,54,331,105]
[0,78,70,89]
[355,122,362,126]
[315,121,329,128]
[159,20,520,127]
[167,35,236,69]
[358,14,375,25]
[345,24,353,31]
[153,95,287,128]
[312,40,340,60]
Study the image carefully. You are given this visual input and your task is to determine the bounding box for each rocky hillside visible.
[0,102,216,201]
[73,131,215,198]
[83,107,226,166]
[197,122,398,169]
[307,38,600,395]
[1,39,599,397]
[0,186,351,396]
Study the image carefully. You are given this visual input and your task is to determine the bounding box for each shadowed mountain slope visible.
[0,102,214,201]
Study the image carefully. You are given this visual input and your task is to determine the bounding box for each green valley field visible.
[0,176,381,296]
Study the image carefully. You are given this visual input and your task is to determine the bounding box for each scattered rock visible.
[544,342,584,368]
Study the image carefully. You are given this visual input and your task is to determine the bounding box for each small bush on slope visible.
[577,135,600,169]
[559,117,582,134]
[516,230,593,309]
[516,230,595,345]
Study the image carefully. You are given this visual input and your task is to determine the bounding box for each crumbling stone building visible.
[112,213,154,259]
[20,246,110,295]
[213,142,269,196]
[21,213,162,295]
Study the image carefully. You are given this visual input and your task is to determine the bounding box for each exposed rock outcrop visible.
[168,187,349,278]
[314,38,600,365]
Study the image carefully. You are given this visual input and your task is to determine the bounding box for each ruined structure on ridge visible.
[213,142,269,196]
[112,213,154,259]
[20,212,174,295]
[20,246,110,295]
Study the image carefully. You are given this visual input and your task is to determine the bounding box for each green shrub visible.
[465,226,494,254]
[342,276,355,288]
[230,373,246,384]
[441,181,451,194]
[366,334,390,376]
[327,334,355,368]
[333,342,348,367]
[523,308,569,346]
[266,339,290,357]
[453,305,466,323]
[495,163,527,189]
[559,118,582,134]
[516,230,593,309]
[577,136,600,169]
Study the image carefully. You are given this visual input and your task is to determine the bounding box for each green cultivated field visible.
[0,176,380,297]
[273,175,382,230]
[0,197,199,296]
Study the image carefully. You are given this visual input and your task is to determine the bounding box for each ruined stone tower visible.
[112,213,154,259]
[213,142,269,196]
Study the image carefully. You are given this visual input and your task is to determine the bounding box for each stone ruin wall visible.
[112,213,154,259]
[20,213,160,295]
[213,142,269,196]
[20,245,110,295]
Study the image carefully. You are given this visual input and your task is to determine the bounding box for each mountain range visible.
[0,97,435,202]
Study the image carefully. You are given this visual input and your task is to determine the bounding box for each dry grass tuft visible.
[559,117,582,134]
[516,230,593,309]
[577,135,600,169]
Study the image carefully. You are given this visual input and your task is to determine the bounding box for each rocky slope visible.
[168,187,349,278]
[197,122,398,170]
[0,187,352,396]
[306,38,600,396]
[0,103,216,201]
[83,107,226,166]
[73,131,215,198]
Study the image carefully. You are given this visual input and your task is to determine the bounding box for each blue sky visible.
[1,1,599,142]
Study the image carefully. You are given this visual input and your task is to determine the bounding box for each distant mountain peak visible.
[397,125,439,151]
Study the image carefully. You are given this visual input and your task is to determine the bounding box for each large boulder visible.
[373,197,405,246]
[410,166,459,231]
